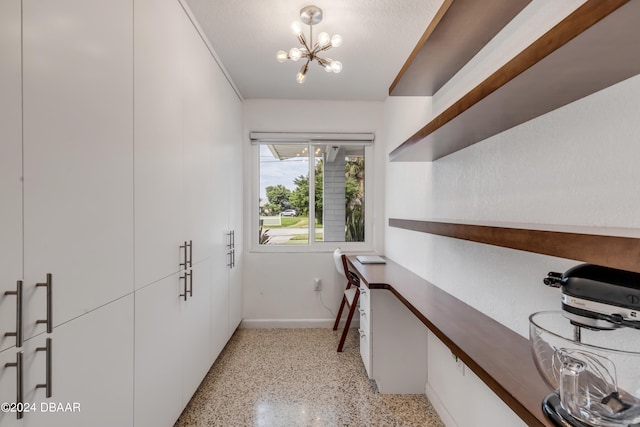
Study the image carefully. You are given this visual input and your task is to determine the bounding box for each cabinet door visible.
[24,295,134,427]
[181,258,212,406]
[0,348,23,427]
[0,0,23,353]
[211,255,229,362]
[22,0,134,339]
[183,15,215,265]
[211,63,243,338]
[134,274,183,427]
[134,0,185,289]
[228,255,243,338]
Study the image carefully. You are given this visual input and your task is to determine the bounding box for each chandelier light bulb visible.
[291,21,302,35]
[331,34,343,47]
[331,60,342,73]
[317,32,330,46]
[276,50,288,63]
[289,47,302,61]
[296,71,306,84]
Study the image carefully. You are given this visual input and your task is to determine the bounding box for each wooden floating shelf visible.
[389,0,639,162]
[348,256,554,426]
[389,218,640,273]
[389,0,531,96]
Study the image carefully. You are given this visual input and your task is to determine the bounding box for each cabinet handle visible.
[4,280,23,347]
[36,338,52,398]
[36,273,53,333]
[188,269,193,298]
[4,351,23,419]
[231,230,235,248]
[179,273,189,301]
[231,248,235,268]
[179,241,188,270]
[188,240,193,269]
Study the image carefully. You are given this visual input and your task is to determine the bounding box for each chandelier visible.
[276,5,343,84]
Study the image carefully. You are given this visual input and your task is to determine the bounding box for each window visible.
[251,133,372,250]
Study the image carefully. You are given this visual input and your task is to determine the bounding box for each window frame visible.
[250,133,374,253]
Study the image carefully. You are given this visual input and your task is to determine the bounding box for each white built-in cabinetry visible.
[0,0,23,355]
[358,286,372,378]
[2,1,135,426]
[1,1,242,426]
[358,286,427,394]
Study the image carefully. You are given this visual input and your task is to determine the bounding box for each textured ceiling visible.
[185,0,443,101]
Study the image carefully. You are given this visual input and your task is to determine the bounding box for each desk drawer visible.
[359,327,372,378]
[358,285,370,311]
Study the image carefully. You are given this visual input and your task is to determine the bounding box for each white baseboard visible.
[240,318,359,328]
[425,382,458,427]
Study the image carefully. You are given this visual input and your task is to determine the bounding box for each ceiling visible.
[185,0,442,101]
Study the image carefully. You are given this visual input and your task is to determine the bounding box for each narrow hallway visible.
[175,328,444,426]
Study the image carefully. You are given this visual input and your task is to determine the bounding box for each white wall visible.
[242,99,385,326]
[384,1,640,426]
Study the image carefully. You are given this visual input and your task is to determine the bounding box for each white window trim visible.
[250,132,374,253]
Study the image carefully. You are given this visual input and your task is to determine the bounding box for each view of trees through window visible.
[259,143,365,245]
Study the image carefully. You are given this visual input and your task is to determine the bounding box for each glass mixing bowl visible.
[529,311,640,427]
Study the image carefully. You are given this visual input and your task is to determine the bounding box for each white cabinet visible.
[0,297,134,427]
[181,258,213,405]
[0,0,23,354]
[26,296,134,427]
[133,0,185,289]
[134,275,183,427]
[0,347,22,427]
[211,255,229,360]
[1,2,243,426]
[183,17,216,266]
[21,0,134,338]
[135,259,214,426]
[358,286,372,378]
[209,58,244,338]
[369,289,427,394]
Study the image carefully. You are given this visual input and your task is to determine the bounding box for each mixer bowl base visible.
[543,393,593,427]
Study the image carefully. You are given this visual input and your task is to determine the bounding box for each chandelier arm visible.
[297,33,310,52]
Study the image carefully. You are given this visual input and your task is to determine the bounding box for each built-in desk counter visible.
[347,256,553,427]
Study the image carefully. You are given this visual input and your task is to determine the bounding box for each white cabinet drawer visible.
[358,285,370,311]
[359,327,372,378]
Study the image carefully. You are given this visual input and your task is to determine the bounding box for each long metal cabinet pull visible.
[36,338,52,398]
[188,240,193,269]
[36,273,53,333]
[4,280,23,347]
[231,231,235,268]
[180,241,188,270]
[179,273,188,301]
[226,231,236,268]
[5,351,23,419]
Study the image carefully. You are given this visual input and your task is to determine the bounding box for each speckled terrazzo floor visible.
[174,328,445,427]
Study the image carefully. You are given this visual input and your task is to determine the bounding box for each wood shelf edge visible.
[389,218,640,273]
[389,0,631,162]
[389,0,531,97]
[388,0,454,96]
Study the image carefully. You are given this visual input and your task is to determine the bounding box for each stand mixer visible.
[530,264,640,427]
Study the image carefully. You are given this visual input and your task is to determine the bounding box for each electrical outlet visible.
[313,278,321,291]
